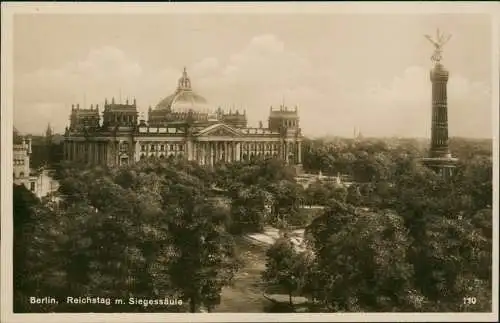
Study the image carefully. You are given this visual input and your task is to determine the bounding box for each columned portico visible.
[190,138,247,165]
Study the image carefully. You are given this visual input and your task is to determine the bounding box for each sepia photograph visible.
[1,2,498,322]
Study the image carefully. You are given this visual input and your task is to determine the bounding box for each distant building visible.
[13,134,59,198]
[13,136,31,181]
[63,68,304,167]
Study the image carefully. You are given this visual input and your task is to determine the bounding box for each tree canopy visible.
[14,136,493,313]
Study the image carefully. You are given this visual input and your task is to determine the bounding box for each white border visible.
[1,2,499,322]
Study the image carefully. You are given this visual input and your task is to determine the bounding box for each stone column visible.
[193,142,198,162]
[209,142,212,165]
[214,142,218,165]
[187,139,193,161]
[200,143,204,165]
[95,142,98,163]
[95,143,98,164]
[429,64,450,158]
[297,141,302,164]
[235,142,240,161]
[211,142,215,165]
[116,141,120,166]
[205,142,209,165]
[284,142,289,163]
[101,142,104,164]
[209,142,213,166]
[222,142,226,162]
[196,143,200,164]
[101,143,105,164]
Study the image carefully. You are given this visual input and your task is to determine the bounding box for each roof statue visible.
[424,28,452,64]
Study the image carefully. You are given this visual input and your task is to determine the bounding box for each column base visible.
[421,156,458,177]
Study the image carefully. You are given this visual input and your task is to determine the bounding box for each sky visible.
[12,11,494,138]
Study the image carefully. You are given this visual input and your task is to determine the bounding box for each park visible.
[13,136,493,313]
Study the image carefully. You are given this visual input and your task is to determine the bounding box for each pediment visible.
[196,123,242,137]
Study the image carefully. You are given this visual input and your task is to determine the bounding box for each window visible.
[179,145,184,152]
[170,144,174,151]
[150,145,155,151]
[20,172,24,177]
[120,142,129,152]
[30,182,35,191]
[160,145,165,151]
[141,145,146,152]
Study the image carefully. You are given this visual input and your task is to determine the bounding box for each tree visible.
[13,184,42,312]
[262,237,309,306]
[413,215,491,311]
[346,184,362,206]
[162,175,239,312]
[18,161,226,313]
[267,180,304,229]
[13,184,40,230]
[16,175,179,312]
[229,184,272,234]
[391,160,492,312]
[454,156,492,211]
[305,206,417,312]
[304,180,330,206]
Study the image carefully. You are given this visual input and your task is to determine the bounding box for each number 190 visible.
[463,297,477,305]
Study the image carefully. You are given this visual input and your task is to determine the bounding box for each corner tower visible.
[268,104,302,166]
[421,29,458,177]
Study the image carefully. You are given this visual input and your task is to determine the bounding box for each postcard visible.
[1,2,498,322]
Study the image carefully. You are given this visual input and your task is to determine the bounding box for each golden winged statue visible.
[424,28,452,63]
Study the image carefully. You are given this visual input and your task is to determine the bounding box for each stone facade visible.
[422,63,457,177]
[13,136,59,198]
[63,68,303,167]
